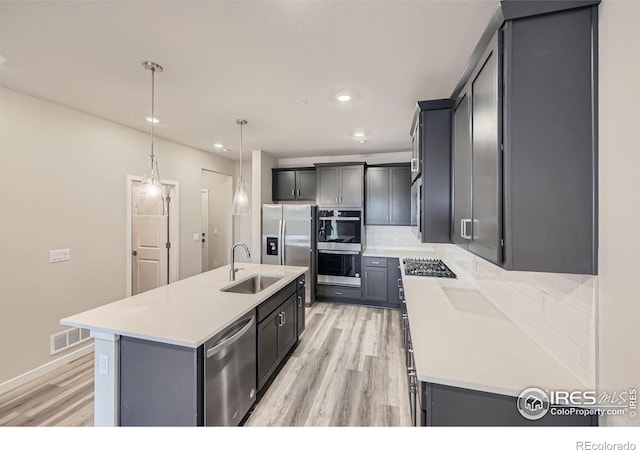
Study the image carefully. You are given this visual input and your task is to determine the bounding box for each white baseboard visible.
[0,343,94,396]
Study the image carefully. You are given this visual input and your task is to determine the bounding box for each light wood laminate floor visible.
[0,302,410,427]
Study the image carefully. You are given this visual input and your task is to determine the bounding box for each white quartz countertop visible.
[364,246,588,397]
[61,263,307,348]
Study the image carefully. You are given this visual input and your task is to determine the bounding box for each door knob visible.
[131,251,137,256]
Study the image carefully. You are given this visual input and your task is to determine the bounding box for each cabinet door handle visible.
[292,189,295,198]
[371,261,380,265]
[397,279,402,287]
[335,196,338,204]
[297,189,300,197]
[298,295,302,307]
[282,311,286,325]
[339,196,342,204]
[335,291,343,295]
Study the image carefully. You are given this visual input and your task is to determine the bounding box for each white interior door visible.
[132,215,169,294]
[131,182,169,295]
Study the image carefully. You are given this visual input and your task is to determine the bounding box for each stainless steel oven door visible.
[317,249,361,287]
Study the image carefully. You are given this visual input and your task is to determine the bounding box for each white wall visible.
[202,170,232,270]
[251,150,278,263]
[277,150,411,168]
[0,86,235,384]
[597,0,640,426]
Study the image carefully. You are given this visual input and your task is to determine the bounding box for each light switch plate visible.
[99,354,108,375]
[193,233,200,242]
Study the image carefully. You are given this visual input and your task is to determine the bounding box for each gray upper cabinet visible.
[366,165,411,225]
[450,3,599,275]
[469,34,502,266]
[316,164,364,208]
[452,93,472,249]
[272,168,316,202]
[411,100,453,243]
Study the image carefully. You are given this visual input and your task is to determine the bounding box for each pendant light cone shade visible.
[232,119,251,215]
[135,61,167,216]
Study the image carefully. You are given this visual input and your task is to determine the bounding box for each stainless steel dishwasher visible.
[204,310,256,426]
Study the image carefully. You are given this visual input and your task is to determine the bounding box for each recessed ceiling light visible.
[213,143,224,149]
[359,140,367,144]
[145,116,159,123]
[353,132,365,138]
[336,93,352,102]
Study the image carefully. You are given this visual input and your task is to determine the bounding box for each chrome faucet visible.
[230,243,251,281]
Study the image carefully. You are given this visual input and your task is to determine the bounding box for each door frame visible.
[126,175,180,297]
[201,188,209,272]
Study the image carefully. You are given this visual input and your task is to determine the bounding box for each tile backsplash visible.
[365,225,597,388]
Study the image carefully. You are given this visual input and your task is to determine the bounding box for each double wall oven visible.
[316,209,362,287]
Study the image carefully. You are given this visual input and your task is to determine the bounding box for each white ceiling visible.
[0,1,497,159]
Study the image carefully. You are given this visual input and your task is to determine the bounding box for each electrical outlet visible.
[49,248,71,263]
[213,228,219,235]
[99,354,109,375]
[193,233,200,242]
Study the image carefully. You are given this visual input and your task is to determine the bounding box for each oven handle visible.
[318,249,360,255]
[318,217,360,221]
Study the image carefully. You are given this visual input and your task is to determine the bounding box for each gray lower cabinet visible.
[119,337,203,426]
[386,259,401,307]
[257,287,298,391]
[272,168,316,201]
[419,383,597,426]
[363,266,387,304]
[365,165,411,226]
[451,4,598,275]
[316,164,364,207]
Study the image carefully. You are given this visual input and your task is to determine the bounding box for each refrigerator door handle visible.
[278,219,283,265]
[281,220,286,265]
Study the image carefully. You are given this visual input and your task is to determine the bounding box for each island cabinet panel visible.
[256,278,301,391]
[119,337,203,426]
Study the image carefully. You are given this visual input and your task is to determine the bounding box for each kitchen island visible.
[61,263,307,426]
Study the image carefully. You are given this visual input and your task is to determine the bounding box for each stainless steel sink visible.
[220,274,283,294]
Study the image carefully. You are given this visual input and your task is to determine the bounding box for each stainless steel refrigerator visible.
[262,204,316,305]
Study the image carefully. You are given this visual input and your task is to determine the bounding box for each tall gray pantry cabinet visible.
[451,1,599,275]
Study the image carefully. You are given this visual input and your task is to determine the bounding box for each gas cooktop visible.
[402,258,457,279]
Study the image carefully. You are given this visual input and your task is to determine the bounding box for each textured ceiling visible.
[0,1,497,159]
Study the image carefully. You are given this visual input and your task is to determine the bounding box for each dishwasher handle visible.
[206,316,255,358]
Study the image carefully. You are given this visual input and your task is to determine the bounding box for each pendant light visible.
[135,61,166,216]
[232,119,251,215]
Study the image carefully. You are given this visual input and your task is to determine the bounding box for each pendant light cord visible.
[150,66,155,159]
[239,121,243,178]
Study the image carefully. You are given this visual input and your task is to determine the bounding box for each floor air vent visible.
[50,327,92,355]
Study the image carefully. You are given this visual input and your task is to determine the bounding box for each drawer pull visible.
[335,291,343,295]
[371,261,380,265]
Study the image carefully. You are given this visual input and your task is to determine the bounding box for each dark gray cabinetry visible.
[420,383,597,426]
[411,100,453,243]
[256,280,299,390]
[366,165,411,225]
[119,337,203,426]
[363,266,387,304]
[317,284,361,300]
[469,33,502,265]
[296,275,305,336]
[452,93,472,249]
[387,258,401,306]
[272,168,316,201]
[451,3,598,274]
[316,164,364,207]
